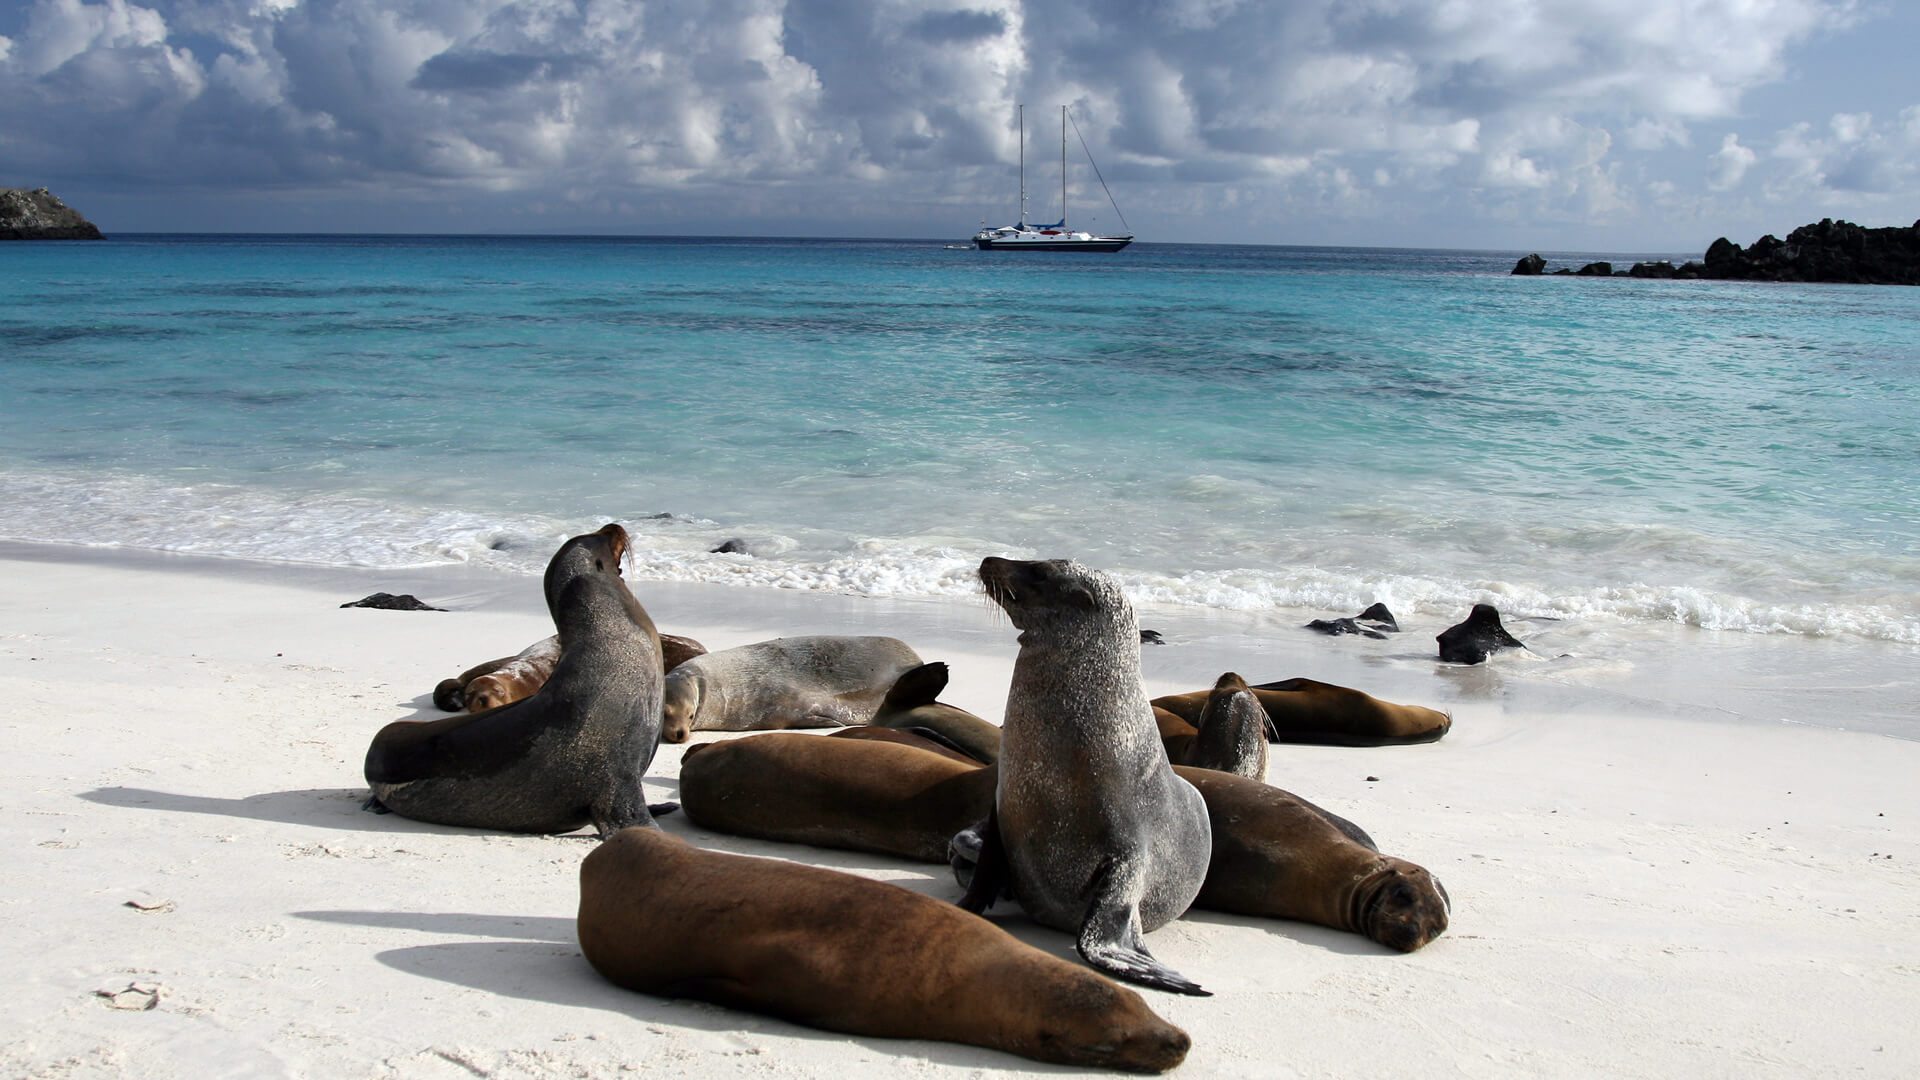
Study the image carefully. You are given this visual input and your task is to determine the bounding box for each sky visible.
[1,0,1917,252]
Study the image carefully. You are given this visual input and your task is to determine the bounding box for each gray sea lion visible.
[1153,678,1450,746]
[660,635,923,743]
[681,734,993,862]
[870,662,1003,765]
[685,733,1449,952]
[364,525,667,835]
[1180,672,1271,780]
[1437,603,1525,664]
[959,557,1212,996]
[578,827,1190,1073]
[1176,766,1450,953]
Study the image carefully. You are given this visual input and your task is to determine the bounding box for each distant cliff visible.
[0,188,104,240]
[1512,218,1920,285]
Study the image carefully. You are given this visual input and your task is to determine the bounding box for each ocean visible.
[3,234,1916,728]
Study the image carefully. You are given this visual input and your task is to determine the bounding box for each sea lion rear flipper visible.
[1076,858,1210,997]
[880,661,951,712]
[648,802,680,819]
[432,678,466,712]
[953,809,1008,914]
[360,794,390,814]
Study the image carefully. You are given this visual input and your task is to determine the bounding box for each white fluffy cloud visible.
[0,0,1903,245]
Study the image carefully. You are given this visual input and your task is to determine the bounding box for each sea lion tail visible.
[881,661,950,711]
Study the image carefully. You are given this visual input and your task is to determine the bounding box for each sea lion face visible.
[660,672,700,743]
[1028,975,1193,1072]
[978,557,1131,635]
[1359,860,1451,953]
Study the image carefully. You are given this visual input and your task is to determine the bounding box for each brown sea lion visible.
[577,827,1190,1073]
[870,661,1003,765]
[684,734,1449,952]
[433,631,706,713]
[681,734,992,862]
[1152,678,1450,746]
[364,525,668,835]
[957,557,1211,996]
[660,635,923,743]
[1173,765,1449,952]
[1181,672,1271,780]
[827,726,984,766]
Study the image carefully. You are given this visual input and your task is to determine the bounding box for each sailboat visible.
[974,105,1133,252]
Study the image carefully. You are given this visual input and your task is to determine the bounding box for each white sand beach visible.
[3,540,1916,1078]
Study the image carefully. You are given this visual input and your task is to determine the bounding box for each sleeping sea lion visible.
[1153,678,1450,746]
[578,827,1190,1072]
[660,635,923,743]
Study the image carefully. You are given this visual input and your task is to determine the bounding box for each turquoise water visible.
[3,234,1917,647]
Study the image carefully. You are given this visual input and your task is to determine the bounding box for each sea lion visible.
[660,635,923,743]
[827,725,984,766]
[960,557,1212,996]
[433,631,707,713]
[1153,678,1450,746]
[462,635,563,713]
[1176,766,1450,953]
[1181,672,1271,780]
[363,525,667,835]
[681,734,993,862]
[684,734,1449,952]
[578,827,1190,1073]
[1305,602,1400,639]
[1437,603,1525,664]
[870,662,1003,765]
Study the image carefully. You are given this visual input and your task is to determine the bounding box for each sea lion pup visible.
[433,631,707,712]
[364,525,667,835]
[1437,603,1525,664]
[871,661,1003,765]
[681,733,994,862]
[1174,766,1451,953]
[659,635,923,743]
[578,828,1190,1073]
[1152,678,1450,746]
[961,557,1212,996]
[1180,673,1272,780]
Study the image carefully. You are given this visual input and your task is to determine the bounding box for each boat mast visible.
[1061,105,1068,230]
[1018,105,1026,228]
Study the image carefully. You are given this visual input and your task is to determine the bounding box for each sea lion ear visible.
[1064,581,1099,611]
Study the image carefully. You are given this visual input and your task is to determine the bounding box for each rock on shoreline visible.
[0,188,104,240]
[1511,217,1920,285]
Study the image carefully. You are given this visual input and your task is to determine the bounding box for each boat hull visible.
[974,237,1132,252]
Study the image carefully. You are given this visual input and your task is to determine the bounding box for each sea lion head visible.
[1355,858,1451,953]
[1190,671,1269,778]
[978,557,1134,639]
[660,668,701,743]
[1020,968,1192,1072]
[463,673,512,713]
[542,523,629,618]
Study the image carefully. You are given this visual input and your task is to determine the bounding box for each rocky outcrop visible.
[1514,218,1920,285]
[0,188,103,240]
[1698,218,1920,285]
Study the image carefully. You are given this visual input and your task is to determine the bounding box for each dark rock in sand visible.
[1511,253,1546,275]
[1436,603,1525,664]
[1306,602,1399,639]
[710,539,749,555]
[1139,629,1167,645]
[0,188,104,240]
[341,592,445,611]
[1356,603,1399,632]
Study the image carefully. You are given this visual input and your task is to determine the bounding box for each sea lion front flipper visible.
[880,661,951,712]
[953,809,1009,914]
[1076,858,1210,997]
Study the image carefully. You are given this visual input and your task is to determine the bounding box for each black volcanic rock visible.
[1306,602,1400,639]
[341,592,444,611]
[1700,218,1920,285]
[0,188,103,240]
[1575,261,1613,277]
[1511,253,1546,275]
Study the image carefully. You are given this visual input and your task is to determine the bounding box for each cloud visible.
[0,0,1885,245]
[1710,133,1758,190]
[1764,108,1920,197]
